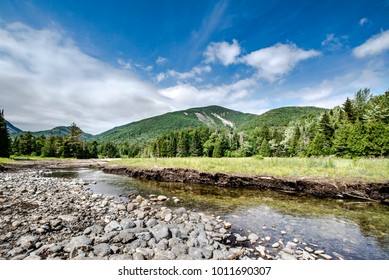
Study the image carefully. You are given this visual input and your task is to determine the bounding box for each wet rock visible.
[319,253,332,260]
[304,246,314,253]
[272,242,280,248]
[248,233,259,242]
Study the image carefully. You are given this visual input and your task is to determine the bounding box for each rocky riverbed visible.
[0,170,336,260]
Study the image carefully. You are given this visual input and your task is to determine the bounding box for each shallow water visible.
[49,167,389,260]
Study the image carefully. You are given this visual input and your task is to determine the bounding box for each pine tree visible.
[259,139,271,157]
[343,98,356,123]
[0,110,11,158]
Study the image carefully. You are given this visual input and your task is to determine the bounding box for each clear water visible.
[49,167,389,260]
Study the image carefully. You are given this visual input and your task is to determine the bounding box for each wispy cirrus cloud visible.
[353,30,389,58]
[155,65,212,83]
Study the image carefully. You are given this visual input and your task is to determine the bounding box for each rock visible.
[120,218,136,229]
[109,254,133,260]
[64,235,93,253]
[224,222,232,229]
[164,213,173,222]
[150,225,172,242]
[332,252,345,260]
[58,215,77,223]
[248,233,259,242]
[255,245,267,257]
[157,195,168,201]
[93,243,111,257]
[174,198,180,204]
[133,252,145,260]
[319,253,333,260]
[104,221,122,233]
[280,230,287,235]
[304,246,314,253]
[314,249,325,255]
[16,235,39,249]
[272,242,280,248]
[112,230,137,244]
[235,234,247,242]
[145,219,158,228]
[278,251,297,260]
[126,202,136,212]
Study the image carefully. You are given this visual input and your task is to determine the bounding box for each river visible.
[49,167,389,260]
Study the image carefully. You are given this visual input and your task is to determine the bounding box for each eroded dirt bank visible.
[100,165,389,204]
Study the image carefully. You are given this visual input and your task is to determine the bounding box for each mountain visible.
[8,124,93,140]
[31,126,93,140]
[5,120,23,134]
[94,105,256,143]
[243,106,328,130]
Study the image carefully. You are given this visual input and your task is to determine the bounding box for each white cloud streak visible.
[241,43,321,82]
[0,22,171,134]
[359,17,368,26]
[156,56,168,65]
[353,30,389,58]
[156,65,211,83]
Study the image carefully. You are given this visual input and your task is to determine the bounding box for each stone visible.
[145,219,158,228]
[133,252,145,260]
[255,245,266,257]
[120,218,136,229]
[319,253,333,260]
[104,221,122,233]
[235,234,247,242]
[16,235,39,248]
[272,242,280,248]
[265,236,271,242]
[150,225,172,242]
[157,195,168,201]
[224,222,232,229]
[314,249,325,255]
[248,233,259,242]
[93,243,111,257]
[126,202,136,212]
[278,251,297,260]
[304,246,314,253]
[280,231,287,235]
[109,254,133,260]
[58,215,77,223]
[64,235,93,253]
[164,213,173,222]
[112,230,137,244]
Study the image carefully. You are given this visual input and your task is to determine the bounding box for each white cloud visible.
[117,58,131,69]
[158,78,266,113]
[321,34,344,51]
[156,65,212,83]
[359,17,368,26]
[156,56,168,65]
[353,30,389,58]
[241,43,321,82]
[0,22,171,134]
[204,39,241,65]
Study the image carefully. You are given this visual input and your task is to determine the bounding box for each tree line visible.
[1,88,388,159]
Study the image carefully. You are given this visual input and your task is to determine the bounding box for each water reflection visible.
[49,168,389,259]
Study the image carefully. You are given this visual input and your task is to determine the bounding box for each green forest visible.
[1,88,388,159]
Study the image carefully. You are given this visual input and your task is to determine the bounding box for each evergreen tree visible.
[343,97,356,123]
[259,139,271,157]
[0,110,11,158]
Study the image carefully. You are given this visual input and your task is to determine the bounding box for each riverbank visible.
[101,164,389,204]
[0,169,333,260]
[2,157,389,204]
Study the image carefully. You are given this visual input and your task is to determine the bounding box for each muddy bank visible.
[1,159,114,171]
[100,165,389,204]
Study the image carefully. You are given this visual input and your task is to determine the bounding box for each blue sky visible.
[1,0,389,134]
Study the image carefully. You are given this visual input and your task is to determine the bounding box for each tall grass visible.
[111,157,389,183]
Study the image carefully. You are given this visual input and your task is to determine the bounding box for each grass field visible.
[111,157,389,183]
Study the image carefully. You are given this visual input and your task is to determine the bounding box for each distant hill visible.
[5,120,23,134]
[94,105,256,144]
[9,124,93,140]
[31,126,93,140]
[243,106,328,130]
